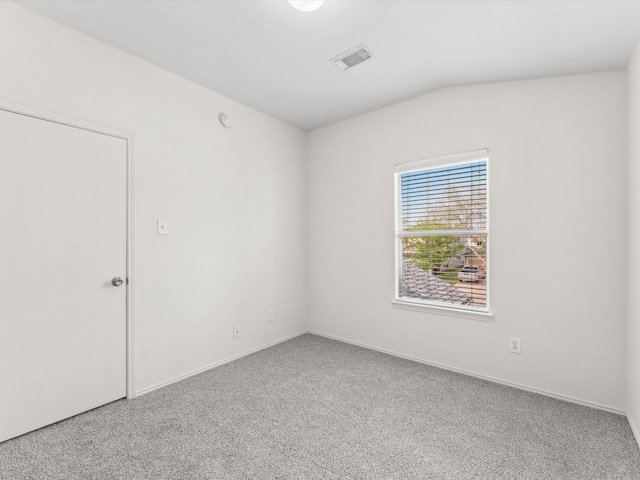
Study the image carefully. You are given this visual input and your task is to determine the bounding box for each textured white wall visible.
[628,40,640,438]
[0,3,307,394]
[307,72,628,410]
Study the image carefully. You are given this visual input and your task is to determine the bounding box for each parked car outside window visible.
[457,265,482,283]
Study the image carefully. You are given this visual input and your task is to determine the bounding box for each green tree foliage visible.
[403,220,464,272]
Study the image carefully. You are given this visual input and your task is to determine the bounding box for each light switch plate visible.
[157,220,169,235]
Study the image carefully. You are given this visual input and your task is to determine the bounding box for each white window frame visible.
[393,149,492,320]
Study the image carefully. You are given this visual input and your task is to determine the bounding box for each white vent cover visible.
[331,44,373,70]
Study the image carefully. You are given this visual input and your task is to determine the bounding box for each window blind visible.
[395,150,488,311]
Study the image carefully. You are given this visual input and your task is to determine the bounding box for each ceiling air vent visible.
[331,44,373,71]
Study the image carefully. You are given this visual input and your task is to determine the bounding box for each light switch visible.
[157,220,169,235]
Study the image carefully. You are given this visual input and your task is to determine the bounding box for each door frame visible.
[0,97,136,399]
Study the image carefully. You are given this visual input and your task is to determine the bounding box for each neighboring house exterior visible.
[461,246,487,270]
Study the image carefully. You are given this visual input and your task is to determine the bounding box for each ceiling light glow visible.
[288,0,325,13]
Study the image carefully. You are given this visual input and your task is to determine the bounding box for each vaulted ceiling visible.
[15,0,640,130]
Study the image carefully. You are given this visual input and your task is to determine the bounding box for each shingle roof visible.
[400,260,472,305]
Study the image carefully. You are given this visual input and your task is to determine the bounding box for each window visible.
[394,150,489,314]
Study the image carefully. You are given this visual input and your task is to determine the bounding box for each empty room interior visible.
[3,0,640,478]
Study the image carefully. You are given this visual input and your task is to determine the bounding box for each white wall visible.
[307,72,628,410]
[628,40,640,438]
[1,1,633,415]
[0,3,307,394]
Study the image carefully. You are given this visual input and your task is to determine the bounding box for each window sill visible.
[391,299,493,322]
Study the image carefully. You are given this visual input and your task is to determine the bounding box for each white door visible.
[0,109,127,443]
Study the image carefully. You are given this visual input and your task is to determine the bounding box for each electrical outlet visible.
[233,325,240,339]
[510,337,521,354]
[267,310,274,322]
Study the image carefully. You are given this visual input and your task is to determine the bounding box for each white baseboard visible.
[135,330,640,418]
[628,414,640,449]
[308,329,626,416]
[134,330,308,397]
[132,327,639,449]
[130,327,640,449]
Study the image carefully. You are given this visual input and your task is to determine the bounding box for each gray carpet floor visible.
[1,333,639,479]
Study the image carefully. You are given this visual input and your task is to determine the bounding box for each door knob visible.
[111,277,124,287]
